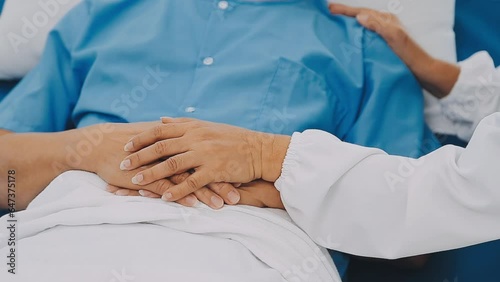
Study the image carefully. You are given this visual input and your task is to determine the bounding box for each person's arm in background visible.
[329,3,460,98]
[329,3,500,142]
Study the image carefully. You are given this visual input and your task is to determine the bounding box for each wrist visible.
[56,128,94,172]
[259,133,291,182]
[420,59,460,99]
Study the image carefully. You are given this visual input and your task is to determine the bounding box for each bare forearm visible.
[0,129,84,210]
[328,5,461,99]
[394,37,460,99]
[413,56,461,99]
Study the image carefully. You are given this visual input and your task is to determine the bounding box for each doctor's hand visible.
[120,117,291,202]
[329,3,460,98]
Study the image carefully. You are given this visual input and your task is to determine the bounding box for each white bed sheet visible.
[0,171,339,282]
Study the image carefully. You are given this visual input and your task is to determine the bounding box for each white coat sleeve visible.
[439,51,500,141]
[275,113,500,259]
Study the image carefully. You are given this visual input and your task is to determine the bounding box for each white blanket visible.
[0,171,339,282]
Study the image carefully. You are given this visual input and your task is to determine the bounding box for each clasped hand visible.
[105,118,284,209]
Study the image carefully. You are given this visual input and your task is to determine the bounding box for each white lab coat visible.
[427,51,500,141]
[275,52,500,259]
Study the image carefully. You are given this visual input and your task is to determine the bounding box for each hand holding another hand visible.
[82,121,239,209]
[120,118,291,203]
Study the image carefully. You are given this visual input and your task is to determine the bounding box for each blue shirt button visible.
[203,57,214,66]
[218,1,229,10]
[185,106,196,113]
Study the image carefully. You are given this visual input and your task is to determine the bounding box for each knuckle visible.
[186,177,199,190]
[170,172,190,184]
[131,152,141,165]
[155,180,172,194]
[387,26,405,43]
[165,157,180,173]
[214,171,229,183]
[153,125,166,138]
[154,141,167,155]
[387,13,397,22]
[148,167,162,180]
[210,182,225,193]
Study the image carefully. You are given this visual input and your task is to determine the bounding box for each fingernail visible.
[357,14,369,23]
[227,191,240,204]
[185,196,199,206]
[120,159,131,170]
[132,174,144,185]
[139,190,151,197]
[105,185,114,192]
[211,196,224,208]
[160,117,170,123]
[124,142,134,152]
[162,192,173,201]
[115,190,129,196]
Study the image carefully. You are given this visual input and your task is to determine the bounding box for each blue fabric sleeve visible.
[0,2,89,133]
[343,30,440,157]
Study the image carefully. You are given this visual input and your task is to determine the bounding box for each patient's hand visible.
[107,179,283,210]
[238,180,284,209]
[80,122,179,194]
[329,3,460,98]
[107,172,240,209]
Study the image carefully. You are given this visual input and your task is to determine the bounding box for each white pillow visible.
[0,0,456,80]
[0,0,80,79]
[329,0,457,63]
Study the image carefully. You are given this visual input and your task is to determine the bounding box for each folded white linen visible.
[0,171,339,282]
